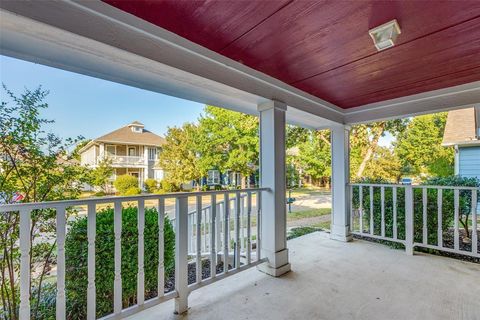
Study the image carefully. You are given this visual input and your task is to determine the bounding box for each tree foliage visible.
[0,85,89,320]
[89,157,114,193]
[158,123,202,189]
[395,113,454,178]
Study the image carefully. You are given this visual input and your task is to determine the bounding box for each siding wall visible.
[458,146,480,179]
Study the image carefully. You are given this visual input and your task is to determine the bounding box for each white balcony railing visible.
[103,154,145,166]
[349,183,479,258]
[0,188,267,320]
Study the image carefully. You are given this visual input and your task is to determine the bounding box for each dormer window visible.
[128,121,145,133]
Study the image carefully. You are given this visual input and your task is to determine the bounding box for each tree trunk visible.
[241,176,246,189]
[355,124,385,179]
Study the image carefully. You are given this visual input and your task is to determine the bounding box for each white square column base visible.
[257,248,291,277]
[330,224,353,242]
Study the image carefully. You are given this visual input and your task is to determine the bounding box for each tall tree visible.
[395,113,454,178]
[198,106,259,188]
[158,123,203,190]
[350,120,407,180]
[0,85,89,320]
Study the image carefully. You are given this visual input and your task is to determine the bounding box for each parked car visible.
[400,177,413,185]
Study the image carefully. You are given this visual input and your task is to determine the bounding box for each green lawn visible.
[288,186,330,198]
[287,208,331,221]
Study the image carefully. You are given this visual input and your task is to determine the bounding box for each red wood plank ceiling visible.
[104,0,480,109]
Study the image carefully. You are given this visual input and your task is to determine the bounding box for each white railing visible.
[102,154,145,166]
[0,188,267,320]
[349,183,479,258]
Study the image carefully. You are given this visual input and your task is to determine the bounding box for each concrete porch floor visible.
[129,231,480,320]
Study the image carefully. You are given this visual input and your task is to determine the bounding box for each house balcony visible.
[103,155,146,167]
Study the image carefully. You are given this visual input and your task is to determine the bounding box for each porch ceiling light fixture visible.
[369,19,401,51]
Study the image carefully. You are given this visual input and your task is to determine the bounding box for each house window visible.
[128,147,137,156]
[207,170,220,185]
[106,145,116,156]
[148,147,158,160]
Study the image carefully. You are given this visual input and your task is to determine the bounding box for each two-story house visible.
[79,121,165,189]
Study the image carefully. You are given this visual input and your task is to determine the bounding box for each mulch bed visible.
[163,260,233,293]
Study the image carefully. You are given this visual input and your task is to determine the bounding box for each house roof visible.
[442,107,479,146]
[79,122,165,153]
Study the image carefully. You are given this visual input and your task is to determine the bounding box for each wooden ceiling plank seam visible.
[218,0,294,53]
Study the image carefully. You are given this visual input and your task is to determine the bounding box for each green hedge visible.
[64,206,175,319]
[352,176,479,246]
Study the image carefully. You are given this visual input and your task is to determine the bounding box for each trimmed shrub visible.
[124,186,141,195]
[113,175,139,195]
[144,178,158,193]
[65,206,175,319]
[159,179,178,193]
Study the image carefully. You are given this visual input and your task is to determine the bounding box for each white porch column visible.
[257,100,291,277]
[330,124,353,242]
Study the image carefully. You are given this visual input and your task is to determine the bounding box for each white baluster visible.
[203,208,208,253]
[422,188,428,244]
[256,191,262,260]
[381,186,385,238]
[56,206,66,320]
[114,201,122,315]
[246,192,252,264]
[359,186,363,234]
[224,193,230,273]
[350,185,354,229]
[437,189,443,247]
[392,187,397,239]
[369,186,374,235]
[196,195,202,284]
[405,186,414,255]
[471,190,478,255]
[174,196,189,314]
[157,198,165,297]
[187,213,192,254]
[19,208,31,320]
[210,194,217,279]
[137,199,145,305]
[86,203,96,320]
[454,189,460,251]
[235,192,241,269]
[216,202,221,255]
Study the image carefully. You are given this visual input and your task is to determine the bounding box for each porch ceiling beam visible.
[344,81,480,124]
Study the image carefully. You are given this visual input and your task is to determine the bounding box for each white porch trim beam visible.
[344,81,480,124]
[257,100,291,277]
[330,125,353,242]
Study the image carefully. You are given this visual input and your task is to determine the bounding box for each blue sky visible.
[1,55,394,146]
[0,55,205,140]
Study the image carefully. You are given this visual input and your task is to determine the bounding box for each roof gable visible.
[442,107,479,146]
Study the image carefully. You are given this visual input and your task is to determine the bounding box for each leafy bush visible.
[159,179,178,193]
[113,175,139,195]
[144,178,158,193]
[124,186,142,195]
[352,176,479,246]
[64,206,175,318]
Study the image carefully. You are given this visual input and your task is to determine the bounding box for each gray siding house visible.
[442,106,480,179]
